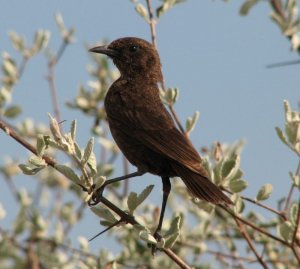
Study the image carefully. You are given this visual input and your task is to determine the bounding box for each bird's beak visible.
[89,45,118,58]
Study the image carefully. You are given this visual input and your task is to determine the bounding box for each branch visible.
[270,0,285,20]
[234,218,269,269]
[223,188,287,220]
[46,40,68,125]
[146,0,157,48]
[0,119,55,167]
[286,161,300,212]
[0,119,192,269]
[219,205,290,247]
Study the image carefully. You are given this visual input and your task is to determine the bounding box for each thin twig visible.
[284,160,300,216]
[46,41,68,125]
[18,56,28,79]
[270,0,286,20]
[0,119,56,167]
[223,188,287,220]
[164,248,192,269]
[291,195,300,263]
[219,205,290,247]
[234,218,269,269]
[146,0,157,48]
[145,0,186,135]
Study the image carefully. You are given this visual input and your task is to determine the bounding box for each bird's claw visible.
[88,185,105,206]
[148,230,162,255]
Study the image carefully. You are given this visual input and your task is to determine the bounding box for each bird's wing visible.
[110,93,207,176]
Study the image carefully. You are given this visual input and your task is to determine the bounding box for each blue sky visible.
[1,0,299,255]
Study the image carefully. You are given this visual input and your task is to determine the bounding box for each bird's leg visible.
[89,170,145,206]
[154,176,171,240]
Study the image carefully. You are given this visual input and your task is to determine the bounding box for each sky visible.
[0,0,299,262]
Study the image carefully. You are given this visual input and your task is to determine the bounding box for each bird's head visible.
[89,37,163,82]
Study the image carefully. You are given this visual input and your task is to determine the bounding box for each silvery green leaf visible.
[70,120,76,141]
[82,137,94,165]
[289,172,300,188]
[284,100,291,121]
[19,164,43,175]
[230,168,244,181]
[127,185,154,214]
[285,124,297,145]
[185,111,199,135]
[289,203,299,226]
[133,224,147,232]
[139,230,157,244]
[278,221,293,241]
[135,3,149,21]
[87,151,97,175]
[137,185,154,206]
[275,127,288,146]
[74,142,82,159]
[156,0,186,18]
[55,164,81,184]
[164,232,179,249]
[229,178,248,193]
[164,87,179,105]
[233,195,245,214]
[127,192,138,214]
[77,236,89,251]
[165,215,182,237]
[4,105,22,118]
[48,113,62,142]
[90,207,118,223]
[239,0,259,16]
[36,134,46,157]
[212,159,223,184]
[3,58,17,81]
[28,155,46,168]
[0,86,12,103]
[55,13,65,32]
[256,184,273,201]
[221,155,240,181]
[33,30,50,53]
[9,31,25,52]
[94,176,106,190]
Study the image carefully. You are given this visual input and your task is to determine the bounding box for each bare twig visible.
[284,160,300,216]
[146,0,157,48]
[219,205,290,246]
[270,0,286,20]
[234,218,269,269]
[0,119,56,167]
[18,56,28,79]
[164,248,192,269]
[223,188,287,220]
[46,40,68,125]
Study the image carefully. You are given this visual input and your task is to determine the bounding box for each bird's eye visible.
[129,45,139,53]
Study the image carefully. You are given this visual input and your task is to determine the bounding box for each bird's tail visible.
[172,164,232,205]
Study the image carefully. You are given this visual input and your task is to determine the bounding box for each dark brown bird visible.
[89,37,231,237]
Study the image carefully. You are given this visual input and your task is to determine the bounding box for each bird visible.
[89,37,232,239]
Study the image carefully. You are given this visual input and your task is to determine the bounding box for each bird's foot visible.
[148,230,162,255]
[88,185,105,206]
